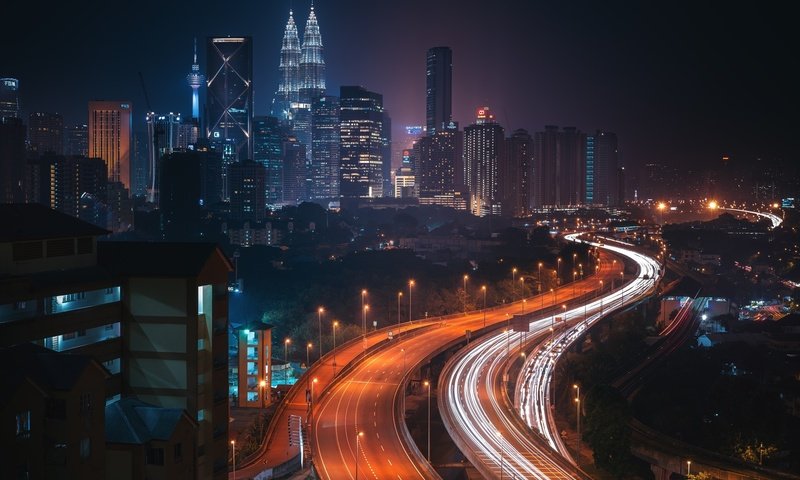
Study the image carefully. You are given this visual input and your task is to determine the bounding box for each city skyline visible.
[2,1,793,171]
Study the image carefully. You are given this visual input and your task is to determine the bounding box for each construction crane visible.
[138,71,163,204]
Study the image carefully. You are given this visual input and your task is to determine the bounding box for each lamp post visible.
[463,274,469,314]
[537,262,543,294]
[231,440,236,480]
[562,304,567,331]
[355,431,364,479]
[579,263,583,279]
[599,280,604,314]
[310,377,318,423]
[284,338,291,384]
[573,384,581,440]
[317,307,324,360]
[332,321,338,376]
[519,276,525,300]
[687,460,692,476]
[306,342,312,369]
[397,291,403,332]
[557,257,562,285]
[423,380,431,461]
[361,289,367,340]
[512,267,517,299]
[259,379,267,412]
[495,430,504,480]
[522,298,527,314]
[573,270,577,296]
[408,280,414,323]
[620,271,625,306]
[481,285,486,327]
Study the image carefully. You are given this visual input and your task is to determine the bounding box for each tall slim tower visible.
[464,107,504,216]
[186,38,205,122]
[340,86,385,199]
[88,101,132,191]
[272,11,301,122]
[299,4,326,103]
[426,47,452,136]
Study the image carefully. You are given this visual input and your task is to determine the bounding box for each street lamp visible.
[463,274,469,314]
[259,379,267,412]
[332,321,339,375]
[482,285,487,327]
[519,276,525,299]
[231,440,236,480]
[408,280,415,323]
[495,430,504,480]
[562,304,567,331]
[573,270,577,296]
[306,342,312,369]
[620,271,625,305]
[573,384,581,440]
[317,307,324,360]
[397,291,403,332]
[537,262,543,293]
[424,380,432,461]
[355,431,365,479]
[687,460,692,476]
[284,338,291,384]
[522,298,527,314]
[599,280,604,314]
[557,257,562,285]
[512,267,517,298]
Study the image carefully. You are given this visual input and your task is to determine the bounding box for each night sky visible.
[2,1,795,171]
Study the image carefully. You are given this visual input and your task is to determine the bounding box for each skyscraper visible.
[533,125,586,207]
[426,47,452,136]
[0,78,20,119]
[416,123,462,199]
[299,4,326,103]
[186,38,205,122]
[282,135,307,204]
[272,11,301,122]
[206,36,253,165]
[64,124,88,157]
[310,95,339,200]
[228,160,266,222]
[27,112,64,156]
[501,129,532,217]
[464,107,504,216]
[145,112,182,203]
[340,86,386,199]
[253,116,286,206]
[382,110,392,197]
[585,131,619,205]
[88,101,132,191]
[0,117,26,203]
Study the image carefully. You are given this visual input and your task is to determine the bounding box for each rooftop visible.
[105,397,194,444]
[0,203,109,242]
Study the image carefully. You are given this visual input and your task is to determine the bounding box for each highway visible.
[720,207,782,228]
[437,234,661,478]
[310,250,621,480]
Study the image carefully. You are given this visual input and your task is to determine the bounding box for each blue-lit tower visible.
[186,38,204,122]
[272,10,301,122]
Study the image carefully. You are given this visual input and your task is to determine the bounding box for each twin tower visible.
[272,5,326,121]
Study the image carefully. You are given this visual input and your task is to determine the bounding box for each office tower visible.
[382,110,392,197]
[228,160,266,222]
[88,101,133,191]
[299,4,326,103]
[617,166,626,205]
[145,112,182,203]
[416,123,462,199]
[160,149,221,240]
[501,129,532,217]
[340,86,385,199]
[206,36,253,167]
[282,135,307,204]
[176,120,199,150]
[64,124,88,156]
[533,125,586,207]
[464,107,504,216]
[187,38,205,122]
[393,125,424,173]
[310,95,339,200]
[130,131,148,198]
[0,117,26,203]
[28,112,64,156]
[272,11,301,122]
[0,78,20,118]
[253,116,286,206]
[426,47,452,136]
[394,149,415,198]
[27,154,107,227]
[585,131,619,205]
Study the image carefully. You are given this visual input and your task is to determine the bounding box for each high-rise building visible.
[131,131,148,198]
[0,78,20,119]
[310,95,339,200]
[282,135,307,205]
[27,112,64,156]
[187,38,205,122]
[159,149,221,241]
[340,86,385,199]
[416,123,462,199]
[27,154,107,228]
[206,36,253,167]
[272,11,301,122]
[88,101,133,191]
[0,117,26,203]
[501,129,532,217]
[382,110,392,197]
[145,112,182,203]
[426,47,452,136]
[394,149,415,198]
[253,116,286,207]
[228,160,266,223]
[464,107,504,216]
[299,5,326,103]
[64,124,88,157]
[585,131,619,206]
[533,125,586,207]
